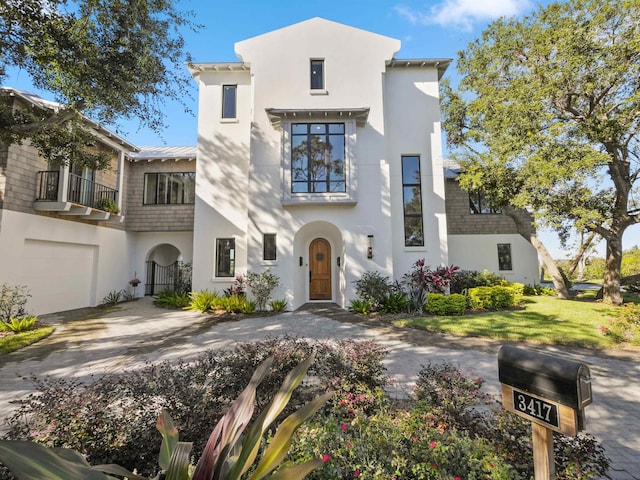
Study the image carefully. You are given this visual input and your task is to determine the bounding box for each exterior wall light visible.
[367,235,374,259]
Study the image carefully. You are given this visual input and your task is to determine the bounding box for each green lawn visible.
[393,296,622,349]
[0,326,55,355]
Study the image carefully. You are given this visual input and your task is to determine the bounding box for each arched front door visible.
[309,238,331,300]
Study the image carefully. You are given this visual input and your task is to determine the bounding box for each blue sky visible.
[5,0,639,258]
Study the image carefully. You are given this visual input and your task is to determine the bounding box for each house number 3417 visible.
[512,389,560,429]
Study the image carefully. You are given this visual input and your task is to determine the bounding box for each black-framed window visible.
[222,85,237,119]
[143,172,195,205]
[469,191,501,214]
[310,59,324,90]
[216,238,235,277]
[498,243,513,270]
[402,155,424,246]
[291,123,345,193]
[263,233,277,261]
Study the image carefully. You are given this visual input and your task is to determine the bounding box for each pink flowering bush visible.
[599,303,640,345]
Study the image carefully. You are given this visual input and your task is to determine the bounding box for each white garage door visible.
[20,239,97,315]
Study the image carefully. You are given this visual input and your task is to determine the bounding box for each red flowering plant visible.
[400,259,460,314]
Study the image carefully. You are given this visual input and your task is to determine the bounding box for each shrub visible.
[269,299,288,312]
[0,284,30,323]
[348,299,373,315]
[153,289,190,309]
[224,275,246,296]
[219,294,255,313]
[1,337,387,478]
[379,291,408,314]
[468,285,520,310]
[95,197,120,214]
[100,289,123,306]
[524,284,556,296]
[187,290,220,312]
[0,316,37,333]
[401,260,460,296]
[446,293,467,315]
[600,303,640,345]
[450,269,506,294]
[353,271,393,311]
[424,293,447,315]
[0,356,333,480]
[246,270,280,311]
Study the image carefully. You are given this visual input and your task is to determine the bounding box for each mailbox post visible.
[498,345,593,480]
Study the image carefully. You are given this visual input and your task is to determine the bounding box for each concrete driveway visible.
[0,297,639,480]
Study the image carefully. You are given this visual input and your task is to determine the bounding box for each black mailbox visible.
[498,345,592,411]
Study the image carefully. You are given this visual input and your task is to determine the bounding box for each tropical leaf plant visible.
[0,354,332,480]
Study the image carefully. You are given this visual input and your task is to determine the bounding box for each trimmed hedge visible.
[424,293,467,316]
[468,283,524,310]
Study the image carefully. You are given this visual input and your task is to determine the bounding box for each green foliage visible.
[186,290,220,312]
[153,289,190,309]
[0,356,332,480]
[94,197,119,214]
[348,299,373,315]
[379,291,409,314]
[524,284,556,296]
[353,271,393,311]
[0,284,31,323]
[450,269,506,294]
[442,0,640,304]
[246,270,281,311]
[600,303,640,345]
[423,293,469,316]
[1,337,383,478]
[0,326,54,355]
[1,0,200,168]
[269,299,288,312]
[467,285,520,310]
[100,290,123,306]
[0,316,37,333]
[218,294,255,314]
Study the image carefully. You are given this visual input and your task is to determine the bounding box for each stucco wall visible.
[0,209,132,314]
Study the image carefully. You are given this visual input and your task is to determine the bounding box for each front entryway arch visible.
[145,243,183,295]
[292,221,345,309]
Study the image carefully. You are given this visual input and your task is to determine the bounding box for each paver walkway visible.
[0,297,639,479]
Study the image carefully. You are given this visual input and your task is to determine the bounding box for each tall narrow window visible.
[402,155,424,246]
[222,85,237,119]
[216,238,235,277]
[263,233,277,261]
[291,123,345,193]
[497,244,513,270]
[310,59,324,90]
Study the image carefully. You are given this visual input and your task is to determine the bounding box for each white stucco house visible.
[0,18,538,315]
[187,17,539,310]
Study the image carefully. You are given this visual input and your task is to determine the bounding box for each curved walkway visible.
[0,297,639,480]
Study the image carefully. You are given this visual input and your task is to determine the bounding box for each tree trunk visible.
[502,206,571,299]
[567,231,596,278]
[531,235,572,299]
[602,235,624,305]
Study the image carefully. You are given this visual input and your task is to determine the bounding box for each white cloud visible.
[395,0,532,31]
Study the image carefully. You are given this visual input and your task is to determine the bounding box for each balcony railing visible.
[36,171,118,210]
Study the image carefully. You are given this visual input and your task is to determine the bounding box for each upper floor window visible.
[222,85,237,119]
[216,238,235,277]
[402,155,424,247]
[497,243,513,270]
[469,191,501,214]
[291,123,345,193]
[310,59,324,90]
[144,172,195,205]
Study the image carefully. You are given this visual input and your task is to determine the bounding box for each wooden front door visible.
[309,238,331,300]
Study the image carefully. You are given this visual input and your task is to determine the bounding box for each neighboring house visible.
[0,88,195,314]
[0,18,538,315]
[188,18,539,310]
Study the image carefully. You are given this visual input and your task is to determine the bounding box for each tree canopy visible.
[0,0,199,168]
[442,0,640,304]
